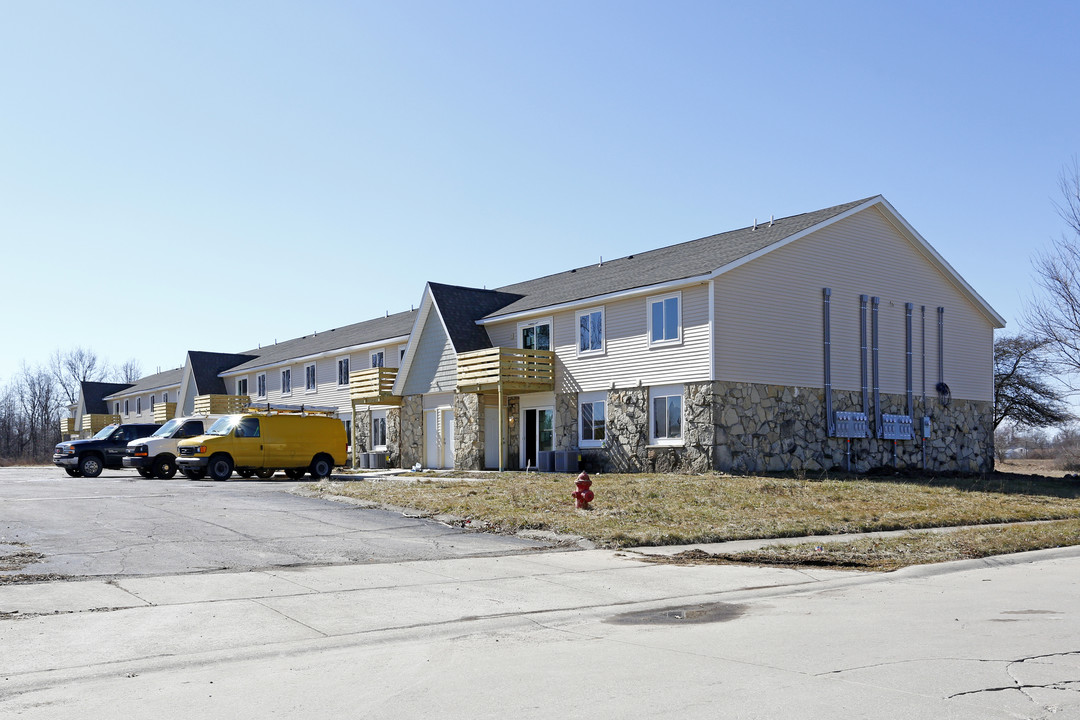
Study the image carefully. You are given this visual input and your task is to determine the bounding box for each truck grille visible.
[178,446,197,457]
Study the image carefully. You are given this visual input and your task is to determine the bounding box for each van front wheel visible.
[208,455,234,481]
[310,454,334,479]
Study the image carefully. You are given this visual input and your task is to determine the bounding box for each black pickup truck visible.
[53,423,161,478]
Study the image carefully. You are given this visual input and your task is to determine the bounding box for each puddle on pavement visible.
[605,602,748,625]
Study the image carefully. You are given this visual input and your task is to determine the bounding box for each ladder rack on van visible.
[244,402,339,417]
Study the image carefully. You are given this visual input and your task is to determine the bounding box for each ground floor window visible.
[372,410,387,449]
[579,391,606,448]
[649,385,683,445]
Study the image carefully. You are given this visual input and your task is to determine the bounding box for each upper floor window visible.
[337,357,350,386]
[136,397,142,415]
[281,368,292,396]
[237,377,248,396]
[163,392,168,403]
[371,351,384,368]
[115,402,120,414]
[150,395,156,412]
[649,385,683,445]
[124,399,130,415]
[256,373,266,398]
[576,308,604,356]
[519,318,552,351]
[648,292,682,346]
[305,363,317,393]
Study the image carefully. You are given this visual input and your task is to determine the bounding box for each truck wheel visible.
[153,455,178,479]
[255,469,275,479]
[284,468,306,480]
[79,455,104,478]
[64,468,81,477]
[208,454,234,481]
[137,468,153,478]
[309,454,333,479]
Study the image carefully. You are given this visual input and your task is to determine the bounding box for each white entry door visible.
[441,408,455,469]
[424,407,456,469]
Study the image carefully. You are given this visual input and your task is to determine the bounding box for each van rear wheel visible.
[208,455,234,481]
[309,454,333,479]
[255,469,275,479]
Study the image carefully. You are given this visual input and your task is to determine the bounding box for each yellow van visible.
[175,412,347,481]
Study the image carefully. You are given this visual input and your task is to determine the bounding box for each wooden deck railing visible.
[81,413,120,434]
[193,394,250,415]
[456,347,555,394]
[153,402,177,424]
[349,367,401,406]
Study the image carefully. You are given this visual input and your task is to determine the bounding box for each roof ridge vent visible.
[769,215,774,227]
[598,256,603,266]
[752,218,757,231]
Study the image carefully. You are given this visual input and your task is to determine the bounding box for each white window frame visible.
[337,357,350,386]
[304,363,317,393]
[163,392,168,403]
[578,390,607,448]
[649,384,684,446]
[575,307,605,357]
[281,368,292,396]
[115,402,120,415]
[371,351,384,368]
[150,395,156,412]
[371,409,388,450]
[124,399,130,415]
[136,397,142,415]
[256,373,266,399]
[237,377,248,396]
[647,291,682,347]
[517,316,553,351]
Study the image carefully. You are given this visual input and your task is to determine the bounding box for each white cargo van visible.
[123,415,227,479]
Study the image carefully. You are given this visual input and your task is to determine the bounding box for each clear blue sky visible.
[1,1,1076,383]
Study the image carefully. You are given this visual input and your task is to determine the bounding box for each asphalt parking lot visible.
[0,466,550,580]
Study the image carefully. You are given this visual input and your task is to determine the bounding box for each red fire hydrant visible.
[572,471,594,510]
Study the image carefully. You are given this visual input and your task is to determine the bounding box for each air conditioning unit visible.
[356,453,370,469]
[554,451,580,473]
[537,451,556,473]
[368,452,388,469]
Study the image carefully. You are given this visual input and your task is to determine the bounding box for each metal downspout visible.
[872,297,881,439]
[823,288,834,437]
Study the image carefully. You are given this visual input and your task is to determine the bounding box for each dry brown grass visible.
[317,470,1080,548]
[656,519,1080,571]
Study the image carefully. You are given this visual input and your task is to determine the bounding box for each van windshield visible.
[207,416,242,436]
[150,419,182,438]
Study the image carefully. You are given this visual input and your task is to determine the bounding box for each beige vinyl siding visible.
[401,315,457,396]
[485,283,711,393]
[110,387,181,424]
[713,207,994,401]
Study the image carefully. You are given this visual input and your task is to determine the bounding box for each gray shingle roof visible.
[485,197,875,318]
[103,368,184,398]
[187,351,260,394]
[428,283,524,353]
[80,382,133,414]
[222,309,418,374]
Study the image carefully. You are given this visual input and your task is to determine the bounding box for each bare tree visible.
[994,333,1072,430]
[1029,157,1080,378]
[15,363,61,459]
[118,358,142,384]
[50,347,109,405]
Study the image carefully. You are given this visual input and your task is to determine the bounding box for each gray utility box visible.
[881,414,915,441]
[833,411,870,438]
[356,453,370,469]
[367,452,388,469]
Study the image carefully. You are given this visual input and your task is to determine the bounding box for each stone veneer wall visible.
[454,393,484,471]
[712,381,992,474]
[353,408,371,466]
[385,408,401,468]
[567,381,992,475]
[399,395,424,470]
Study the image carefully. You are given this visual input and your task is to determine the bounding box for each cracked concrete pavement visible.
[3,466,1080,718]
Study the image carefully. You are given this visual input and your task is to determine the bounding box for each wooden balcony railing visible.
[193,394,250,415]
[60,417,77,436]
[456,347,554,394]
[153,402,177,423]
[81,413,120,434]
[349,367,401,407]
